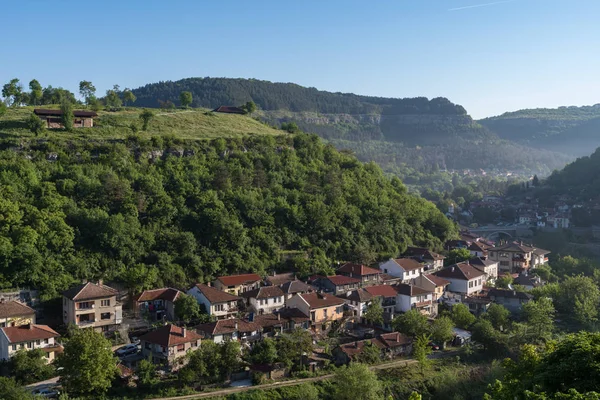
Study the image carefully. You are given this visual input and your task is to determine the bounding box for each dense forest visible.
[545,146,600,198]
[0,133,456,300]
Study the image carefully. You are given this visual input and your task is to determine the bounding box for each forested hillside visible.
[545,146,600,197]
[0,133,456,300]
[479,104,600,156]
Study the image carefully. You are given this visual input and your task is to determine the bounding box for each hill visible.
[479,104,600,156]
[545,146,600,198]
[0,113,457,299]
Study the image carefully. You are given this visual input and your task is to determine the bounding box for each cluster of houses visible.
[0,238,550,372]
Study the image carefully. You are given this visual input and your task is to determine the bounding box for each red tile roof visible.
[217,274,262,287]
[338,339,385,358]
[0,301,35,319]
[378,332,413,347]
[139,324,202,348]
[434,262,486,281]
[241,286,284,300]
[337,263,381,277]
[135,288,182,303]
[213,106,245,114]
[423,274,450,287]
[253,309,310,328]
[325,275,361,286]
[299,292,345,309]
[192,284,241,304]
[196,318,259,336]
[364,285,399,298]
[1,324,59,344]
[63,282,118,301]
[392,258,424,272]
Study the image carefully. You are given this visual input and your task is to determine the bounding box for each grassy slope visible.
[0,106,283,141]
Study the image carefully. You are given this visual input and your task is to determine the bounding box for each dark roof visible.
[493,242,535,253]
[0,301,35,319]
[435,262,486,281]
[280,280,314,294]
[135,288,182,303]
[422,274,450,287]
[213,106,245,114]
[139,324,202,347]
[532,248,551,256]
[513,274,539,287]
[337,263,381,277]
[217,274,262,287]
[468,242,491,252]
[298,292,345,309]
[468,257,498,268]
[324,275,361,286]
[487,288,533,301]
[192,284,241,304]
[339,288,373,303]
[338,339,385,358]
[392,258,424,272]
[394,283,432,297]
[404,247,445,261]
[253,309,310,328]
[266,272,296,286]
[34,109,98,118]
[196,318,259,336]
[1,324,59,344]
[63,282,118,301]
[241,286,285,300]
[364,285,399,298]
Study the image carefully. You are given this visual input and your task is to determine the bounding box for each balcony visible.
[412,300,432,308]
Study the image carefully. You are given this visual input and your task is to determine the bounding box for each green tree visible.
[364,297,383,326]
[392,309,429,337]
[482,303,511,331]
[451,303,476,329]
[57,328,118,396]
[532,175,540,187]
[471,319,507,355]
[413,334,432,372]
[0,101,6,117]
[60,98,74,131]
[281,121,300,133]
[121,263,158,297]
[446,248,472,266]
[355,340,382,364]
[409,391,423,400]
[79,81,96,105]
[333,363,382,400]
[174,293,201,323]
[495,274,513,289]
[220,340,241,379]
[248,338,278,365]
[139,109,155,131]
[556,275,600,327]
[26,113,46,136]
[522,297,554,342]
[276,329,313,369]
[123,89,136,106]
[180,91,193,108]
[2,78,23,106]
[241,101,257,115]
[28,79,43,106]
[179,340,222,385]
[429,316,454,347]
[0,377,34,400]
[10,349,55,384]
[137,358,158,389]
[105,88,122,109]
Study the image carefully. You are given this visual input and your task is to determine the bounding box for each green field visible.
[0,106,283,141]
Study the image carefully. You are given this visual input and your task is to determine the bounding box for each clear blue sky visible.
[2,0,598,118]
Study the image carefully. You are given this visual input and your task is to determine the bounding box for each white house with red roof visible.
[213,273,262,295]
[394,284,435,315]
[241,286,285,315]
[434,262,486,296]
[287,292,345,332]
[0,324,62,362]
[187,284,241,320]
[364,285,399,316]
[379,258,425,282]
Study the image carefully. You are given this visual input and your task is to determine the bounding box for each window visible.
[145,342,152,350]
[337,306,344,314]
[323,309,328,319]
[35,340,40,345]
[500,261,509,267]
[11,344,16,351]
[177,344,185,352]
[44,338,49,344]
[215,304,224,312]
[101,312,111,320]
[384,269,388,273]
[27,342,33,349]
[101,299,110,307]
[45,353,50,359]
[191,341,198,348]
[77,301,93,310]
[102,325,110,332]
[469,281,473,288]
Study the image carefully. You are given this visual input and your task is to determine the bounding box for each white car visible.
[115,343,138,357]
[33,388,60,398]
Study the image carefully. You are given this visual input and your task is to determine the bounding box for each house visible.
[241,286,285,315]
[531,248,550,267]
[265,272,296,287]
[445,239,469,251]
[139,324,201,370]
[403,247,445,270]
[195,318,261,344]
[487,288,533,312]
[213,106,246,114]
[214,274,262,295]
[488,242,537,273]
[339,288,373,318]
[364,285,399,316]
[134,288,182,321]
[286,292,346,332]
[280,280,314,300]
[394,284,435,315]
[410,274,449,302]
[0,324,62,362]
[468,257,499,282]
[0,301,36,328]
[513,273,543,290]
[463,294,492,316]
[332,332,412,365]
[34,108,97,128]
[434,262,486,298]
[337,263,381,286]
[379,258,425,282]
[62,282,122,335]
[468,242,491,258]
[253,309,311,337]
[313,275,361,296]
[187,284,240,320]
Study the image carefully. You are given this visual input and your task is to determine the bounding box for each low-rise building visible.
[332,332,412,365]
[0,324,62,362]
[489,242,537,273]
[134,288,182,321]
[531,248,551,267]
[340,288,373,318]
[195,318,261,344]
[337,263,381,286]
[34,108,98,128]
[62,282,122,335]
[139,324,202,370]
[469,257,499,283]
[213,274,262,295]
[286,292,345,332]
[468,242,491,258]
[313,275,361,296]
[379,258,425,282]
[395,284,435,315]
[410,274,450,301]
[487,288,533,312]
[513,273,543,290]
[403,247,445,270]
[434,263,486,298]
[241,286,285,315]
[187,284,240,320]
[364,285,399,316]
[280,280,314,300]
[0,301,36,328]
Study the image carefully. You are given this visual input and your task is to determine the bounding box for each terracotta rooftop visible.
[392,258,424,272]
[337,263,381,277]
[216,274,262,287]
[241,286,285,300]
[1,324,59,344]
[192,284,241,304]
[135,288,182,303]
[252,309,310,328]
[364,285,399,298]
[213,106,245,114]
[63,282,118,301]
[435,262,486,281]
[298,292,345,309]
[196,318,259,336]
[422,274,450,287]
[324,275,361,286]
[338,338,385,358]
[378,332,413,347]
[394,283,432,297]
[139,324,202,347]
[0,301,35,319]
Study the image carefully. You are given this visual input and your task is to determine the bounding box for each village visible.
[0,231,551,394]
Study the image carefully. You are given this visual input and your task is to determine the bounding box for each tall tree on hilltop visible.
[123,89,137,106]
[79,81,96,105]
[28,79,43,106]
[140,109,155,131]
[2,78,23,107]
[61,98,74,131]
[180,91,193,108]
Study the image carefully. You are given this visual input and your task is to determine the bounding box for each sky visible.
[1,0,599,118]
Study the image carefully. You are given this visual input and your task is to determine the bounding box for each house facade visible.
[0,324,62,362]
[340,288,373,318]
[394,284,435,315]
[139,324,201,370]
[403,247,445,270]
[434,263,485,298]
[135,288,182,321]
[286,292,345,332]
[280,280,314,300]
[62,282,122,335]
[410,274,450,302]
[487,288,533,312]
[34,109,97,128]
[488,242,537,273]
[379,258,425,282]
[313,275,361,296]
[337,263,381,286]
[241,286,285,315]
[0,301,36,328]
[214,274,262,295]
[364,285,399,316]
[195,318,261,344]
[468,257,499,283]
[187,284,240,320]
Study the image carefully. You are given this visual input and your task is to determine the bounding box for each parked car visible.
[32,388,60,398]
[428,341,440,351]
[115,343,138,357]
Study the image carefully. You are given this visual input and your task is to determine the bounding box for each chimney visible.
[451,267,455,272]
[181,327,186,337]
[234,321,238,330]
[98,279,103,286]
[272,271,277,277]
[277,313,281,321]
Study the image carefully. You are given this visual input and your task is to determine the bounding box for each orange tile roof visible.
[364,285,399,298]
[192,284,241,304]
[63,282,118,301]
[338,263,381,277]
[1,324,59,344]
[0,301,35,319]
[136,288,182,303]
[299,292,345,309]
[139,324,202,348]
[217,274,262,287]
